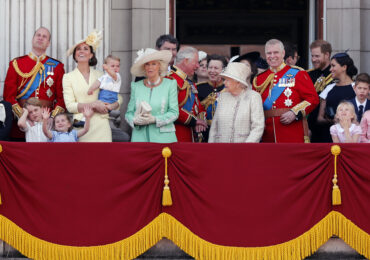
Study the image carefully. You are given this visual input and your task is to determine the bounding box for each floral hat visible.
[67,30,103,56]
[130,48,172,77]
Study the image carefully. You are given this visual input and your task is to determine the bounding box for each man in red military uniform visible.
[253,39,319,143]
[167,46,207,142]
[4,27,65,140]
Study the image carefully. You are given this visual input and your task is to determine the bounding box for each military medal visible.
[46,77,54,87]
[284,86,293,107]
[46,88,53,98]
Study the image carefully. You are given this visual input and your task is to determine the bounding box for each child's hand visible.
[340,117,351,129]
[87,88,94,95]
[42,107,51,120]
[22,107,29,115]
[83,106,94,119]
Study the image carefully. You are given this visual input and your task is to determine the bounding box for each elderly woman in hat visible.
[63,30,120,142]
[125,48,179,143]
[208,62,264,143]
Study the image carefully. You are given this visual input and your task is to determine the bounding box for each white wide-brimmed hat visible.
[220,62,251,87]
[130,48,172,77]
[66,30,103,56]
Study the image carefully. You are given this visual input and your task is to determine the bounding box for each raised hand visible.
[83,106,94,119]
[42,107,51,120]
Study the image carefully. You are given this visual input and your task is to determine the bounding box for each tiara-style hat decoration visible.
[332,49,350,59]
[67,30,103,56]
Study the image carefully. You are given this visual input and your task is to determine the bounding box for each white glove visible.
[133,114,148,126]
[142,114,156,124]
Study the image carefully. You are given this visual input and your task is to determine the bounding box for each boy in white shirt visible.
[88,55,121,104]
[17,98,50,142]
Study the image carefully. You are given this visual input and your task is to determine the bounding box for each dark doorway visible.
[176,0,310,68]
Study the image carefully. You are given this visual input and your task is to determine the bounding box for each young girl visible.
[330,101,362,143]
[360,110,370,143]
[42,107,93,142]
[18,98,50,142]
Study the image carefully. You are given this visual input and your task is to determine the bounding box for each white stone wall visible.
[0,0,111,95]
[111,0,167,132]
[326,0,370,73]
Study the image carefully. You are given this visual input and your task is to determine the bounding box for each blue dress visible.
[51,130,78,142]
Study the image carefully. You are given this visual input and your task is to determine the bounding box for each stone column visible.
[111,0,167,133]
[326,0,370,73]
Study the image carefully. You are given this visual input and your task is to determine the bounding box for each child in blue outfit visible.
[88,55,121,103]
[42,107,93,142]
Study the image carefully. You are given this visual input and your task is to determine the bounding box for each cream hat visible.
[220,62,251,87]
[66,30,102,56]
[198,51,207,61]
[130,48,172,77]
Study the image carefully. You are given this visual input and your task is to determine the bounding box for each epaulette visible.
[196,81,208,86]
[291,65,305,71]
[306,68,314,72]
[13,55,28,61]
[46,57,63,65]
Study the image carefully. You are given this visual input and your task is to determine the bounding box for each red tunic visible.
[253,64,319,143]
[166,66,206,142]
[4,53,65,138]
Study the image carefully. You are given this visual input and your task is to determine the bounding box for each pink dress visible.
[330,123,362,143]
[360,111,370,143]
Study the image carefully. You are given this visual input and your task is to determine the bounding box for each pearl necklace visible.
[147,77,161,87]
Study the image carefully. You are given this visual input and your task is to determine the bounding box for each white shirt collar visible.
[355,97,367,108]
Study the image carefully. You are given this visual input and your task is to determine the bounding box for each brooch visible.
[46,77,54,87]
[46,88,53,98]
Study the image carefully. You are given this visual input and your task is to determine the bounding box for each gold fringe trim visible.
[0,211,369,260]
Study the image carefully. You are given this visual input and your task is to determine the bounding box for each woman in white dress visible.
[208,62,265,143]
[63,31,120,142]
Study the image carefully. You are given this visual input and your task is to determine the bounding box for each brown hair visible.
[24,97,42,108]
[53,113,73,132]
[355,73,370,86]
[104,55,120,64]
[310,40,332,55]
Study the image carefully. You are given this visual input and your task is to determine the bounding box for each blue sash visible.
[182,79,196,112]
[20,58,60,99]
[263,68,299,110]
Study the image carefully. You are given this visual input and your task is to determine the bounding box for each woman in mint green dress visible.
[125,48,179,143]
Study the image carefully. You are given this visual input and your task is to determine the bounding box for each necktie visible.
[358,105,364,120]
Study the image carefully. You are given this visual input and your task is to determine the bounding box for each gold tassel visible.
[162,147,173,206]
[331,145,341,205]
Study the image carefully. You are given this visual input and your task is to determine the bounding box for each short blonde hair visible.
[104,55,120,64]
[335,101,358,124]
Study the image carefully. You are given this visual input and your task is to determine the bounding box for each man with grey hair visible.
[167,46,207,142]
[253,39,319,143]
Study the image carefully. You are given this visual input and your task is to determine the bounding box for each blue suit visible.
[348,98,370,122]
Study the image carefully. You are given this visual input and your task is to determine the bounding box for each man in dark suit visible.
[349,73,370,122]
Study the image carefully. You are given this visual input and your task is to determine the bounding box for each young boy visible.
[349,73,370,122]
[88,54,121,103]
[17,98,50,142]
